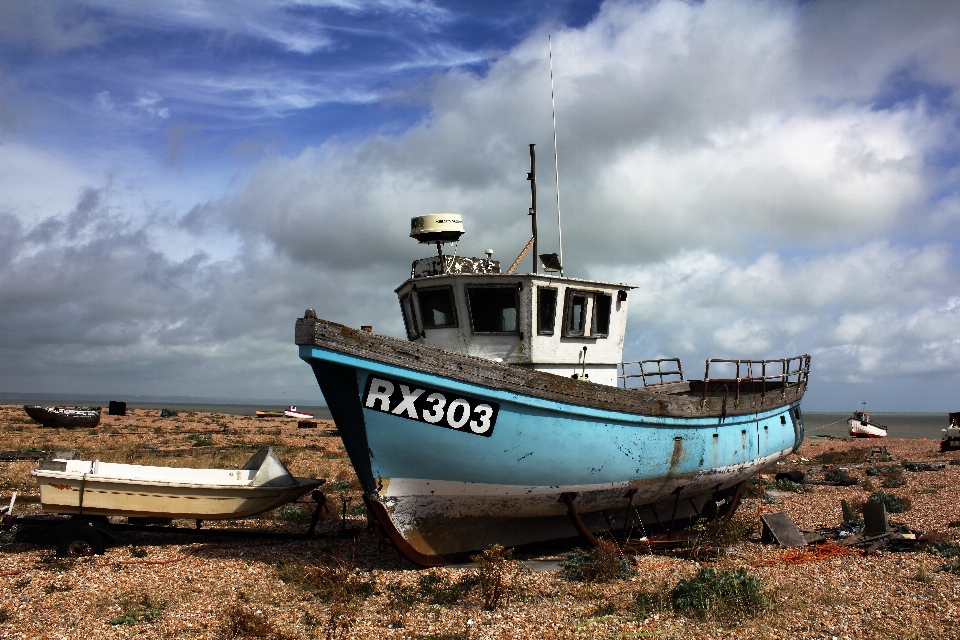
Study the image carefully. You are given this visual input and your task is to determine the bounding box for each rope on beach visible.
[754,541,859,566]
[805,418,846,433]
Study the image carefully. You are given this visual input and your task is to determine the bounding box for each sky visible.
[1,0,959,411]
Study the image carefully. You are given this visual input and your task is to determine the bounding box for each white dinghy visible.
[32,447,323,520]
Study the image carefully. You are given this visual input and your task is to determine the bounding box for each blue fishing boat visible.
[297,153,810,565]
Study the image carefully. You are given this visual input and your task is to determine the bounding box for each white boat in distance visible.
[284,406,314,419]
[848,407,888,439]
[31,447,323,520]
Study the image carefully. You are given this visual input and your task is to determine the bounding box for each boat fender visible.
[774,470,805,484]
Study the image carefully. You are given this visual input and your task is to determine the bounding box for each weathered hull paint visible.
[300,343,805,559]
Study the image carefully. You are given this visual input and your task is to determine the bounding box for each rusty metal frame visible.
[703,355,810,404]
[618,358,684,389]
[361,493,450,567]
[559,482,746,553]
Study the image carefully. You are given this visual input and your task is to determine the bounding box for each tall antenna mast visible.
[549,34,564,276]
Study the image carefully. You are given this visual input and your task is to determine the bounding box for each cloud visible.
[3,0,960,410]
[0,176,411,400]
[798,0,960,104]
[593,243,960,381]
[0,2,104,53]
[205,0,960,404]
[94,90,170,120]
[56,0,451,55]
[0,142,95,225]
[218,0,949,271]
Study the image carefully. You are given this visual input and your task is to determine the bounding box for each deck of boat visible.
[296,315,809,419]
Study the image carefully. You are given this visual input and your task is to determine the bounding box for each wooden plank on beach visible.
[761,511,807,547]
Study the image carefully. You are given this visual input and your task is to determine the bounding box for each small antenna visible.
[549,34,564,277]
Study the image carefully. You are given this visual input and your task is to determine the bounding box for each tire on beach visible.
[56,528,105,557]
[775,470,805,484]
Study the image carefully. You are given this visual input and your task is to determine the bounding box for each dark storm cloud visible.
[0,181,410,400]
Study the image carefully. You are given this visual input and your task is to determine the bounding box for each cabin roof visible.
[394,272,637,294]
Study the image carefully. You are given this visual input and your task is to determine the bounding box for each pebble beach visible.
[0,405,958,639]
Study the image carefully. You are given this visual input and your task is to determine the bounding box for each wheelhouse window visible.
[467,286,519,333]
[563,289,613,338]
[537,287,558,335]
[418,287,458,328]
[399,293,419,339]
[591,293,612,337]
[563,290,589,337]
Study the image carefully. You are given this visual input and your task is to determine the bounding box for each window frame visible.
[398,292,420,340]
[562,289,591,338]
[562,289,614,339]
[465,284,521,335]
[591,293,612,338]
[537,286,558,336]
[416,286,459,329]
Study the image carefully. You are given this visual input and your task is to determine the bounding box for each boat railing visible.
[618,358,684,389]
[702,355,811,404]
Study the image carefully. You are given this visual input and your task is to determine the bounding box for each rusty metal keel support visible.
[361,493,449,567]
[560,482,746,553]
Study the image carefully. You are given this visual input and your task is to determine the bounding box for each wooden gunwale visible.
[296,316,807,418]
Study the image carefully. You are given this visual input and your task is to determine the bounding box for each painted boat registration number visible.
[362,375,498,436]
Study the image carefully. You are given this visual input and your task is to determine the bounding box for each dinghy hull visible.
[32,447,323,520]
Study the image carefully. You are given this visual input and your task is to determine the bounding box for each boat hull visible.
[24,406,101,429]
[297,318,808,561]
[31,447,323,520]
[848,419,887,438]
[32,476,320,519]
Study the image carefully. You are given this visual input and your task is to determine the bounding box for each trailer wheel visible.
[56,529,105,558]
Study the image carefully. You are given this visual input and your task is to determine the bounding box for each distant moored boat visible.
[847,405,888,438]
[284,406,314,419]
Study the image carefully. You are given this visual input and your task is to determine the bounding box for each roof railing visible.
[702,355,811,405]
[618,354,812,404]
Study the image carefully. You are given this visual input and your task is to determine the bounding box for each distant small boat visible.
[31,447,323,520]
[23,406,101,429]
[942,412,960,451]
[255,410,285,418]
[848,406,887,438]
[284,406,314,419]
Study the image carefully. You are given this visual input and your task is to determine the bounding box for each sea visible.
[802,412,948,440]
[3,396,949,440]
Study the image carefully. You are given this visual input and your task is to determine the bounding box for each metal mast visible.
[549,34,564,276]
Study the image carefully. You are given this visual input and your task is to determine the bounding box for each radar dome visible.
[410,214,464,244]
